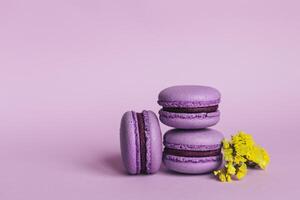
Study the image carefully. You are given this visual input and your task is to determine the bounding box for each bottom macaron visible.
[163,128,224,174]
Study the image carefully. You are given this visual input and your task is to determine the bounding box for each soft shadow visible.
[101,153,126,175]
[80,152,127,176]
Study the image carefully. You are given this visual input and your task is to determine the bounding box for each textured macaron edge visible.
[145,110,162,174]
[157,99,220,108]
[163,154,222,163]
[131,111,141,174]
[163,142,221,151]
[142,110,152,174]
[159,109,220,119]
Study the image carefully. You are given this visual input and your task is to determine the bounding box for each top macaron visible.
[158,85,221,129]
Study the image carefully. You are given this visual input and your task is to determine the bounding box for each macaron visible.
[120,110,162,174]
[158,85,221,129]
[163,128,224,174]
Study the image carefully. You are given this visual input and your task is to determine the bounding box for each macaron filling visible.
[162,105,218,114]
[136,112,147,174]
[164,147,221,157]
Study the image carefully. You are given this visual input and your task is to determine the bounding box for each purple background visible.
[1,0,299,199]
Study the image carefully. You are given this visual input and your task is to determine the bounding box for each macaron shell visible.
[144,110,162,173]
[163,128,224,174]
[158,85,221,108]
[163,155,222,174]
[159,110,220,129]
[120,111,140,174]
[164,128,224,148]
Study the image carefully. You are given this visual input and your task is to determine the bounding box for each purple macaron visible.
[158,85,221,129]
[163,128,223,174]
[120,110,162,174]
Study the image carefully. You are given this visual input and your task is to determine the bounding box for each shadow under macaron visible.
[100,153,127,175]
[77,152,128,176]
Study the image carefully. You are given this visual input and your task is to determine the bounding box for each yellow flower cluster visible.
[214,131,270,182]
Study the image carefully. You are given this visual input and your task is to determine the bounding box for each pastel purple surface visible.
[157,85,221,129]
[2,1,299,198]
[120,110,162,174]
[163,129,224,174]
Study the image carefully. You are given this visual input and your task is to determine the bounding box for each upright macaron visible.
[163,128,224,174]
[158,85,221,129]
[120,110,162,174]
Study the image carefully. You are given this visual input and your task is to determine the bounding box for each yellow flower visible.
[236,170,246,180]
[234,144,249,156]
[213,169,232,182]
[234,155,247,164]
[225,174,232,182]
[261,148,270,169]
[247,146,270,169]
[213,170,221,176]
[236,163,247,180]
[223,147,234,162]
[214,131,270,182]
[222,139,230,149]
[226,162,236,175]
[219,173,227,182]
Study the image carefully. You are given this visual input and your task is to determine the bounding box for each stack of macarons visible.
[120,85,224,175]
[158,86,223,174]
